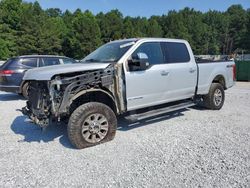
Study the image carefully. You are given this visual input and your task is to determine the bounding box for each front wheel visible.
[67,102,117,149]
[203,83,225,110]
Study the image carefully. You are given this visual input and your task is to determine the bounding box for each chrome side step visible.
[125,100,195,122]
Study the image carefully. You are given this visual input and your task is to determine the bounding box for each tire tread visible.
[68,102,117,149]
[203,83,225,110]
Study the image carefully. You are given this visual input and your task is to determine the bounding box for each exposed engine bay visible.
[22,65,119,128]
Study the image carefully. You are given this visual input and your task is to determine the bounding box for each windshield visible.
[81,40,136,63]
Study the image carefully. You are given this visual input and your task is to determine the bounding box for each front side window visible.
[61,58,77,64]
[161,42,190,63]
[21,58,38,67]
[81,40,136,63]
[41,58,60,67]
[132,42,164,65]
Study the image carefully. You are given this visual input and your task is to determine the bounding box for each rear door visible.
[0,58,38,86]
[39,57,61,67]
[17,58,38,85]
[160,42,197,100]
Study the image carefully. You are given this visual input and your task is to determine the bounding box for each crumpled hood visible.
[23,63,111,81]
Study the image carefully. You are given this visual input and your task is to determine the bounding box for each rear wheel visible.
[21,82,29,99]
[67,102,117,149]
[203,83,225,110]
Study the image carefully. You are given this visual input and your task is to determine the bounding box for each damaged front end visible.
[22,81,51,128]
[22,65,119,128]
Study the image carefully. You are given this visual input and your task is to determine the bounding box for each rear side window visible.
[40,58,60,67]
[161,42,190,63]
[21,58,38,67]
[132,42,164,65]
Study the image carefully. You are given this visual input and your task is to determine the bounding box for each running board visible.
[125,101,195,122]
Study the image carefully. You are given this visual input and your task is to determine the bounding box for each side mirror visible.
[129,52,150,71]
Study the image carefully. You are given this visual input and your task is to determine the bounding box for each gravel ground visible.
[0,82,249,187]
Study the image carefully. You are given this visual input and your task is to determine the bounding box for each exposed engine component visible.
[23,66,116,128]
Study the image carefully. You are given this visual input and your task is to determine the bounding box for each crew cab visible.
[22,38,236,149]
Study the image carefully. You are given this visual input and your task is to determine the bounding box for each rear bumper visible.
[0,85,20,93]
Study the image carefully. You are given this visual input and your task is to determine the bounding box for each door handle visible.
[189,68,196,73]
[161,71,169,76]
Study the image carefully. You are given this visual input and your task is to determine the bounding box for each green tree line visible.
[0,0,249,60]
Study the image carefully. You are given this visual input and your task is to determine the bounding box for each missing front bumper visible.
[22,106,50,128]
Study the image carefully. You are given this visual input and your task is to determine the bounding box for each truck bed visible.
[197,60,235,95]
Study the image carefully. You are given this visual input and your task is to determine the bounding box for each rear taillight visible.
[233,64,236,81]
[0,70,14,76]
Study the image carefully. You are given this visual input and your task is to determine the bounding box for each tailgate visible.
[226,61,236,87]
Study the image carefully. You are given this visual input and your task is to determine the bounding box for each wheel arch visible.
[212,74,226,89]
[19,81,28,93]
[69,89,118,115]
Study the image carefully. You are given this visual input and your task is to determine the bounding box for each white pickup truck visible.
[22,38,236,149]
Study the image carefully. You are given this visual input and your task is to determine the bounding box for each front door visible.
[125,42,170,111]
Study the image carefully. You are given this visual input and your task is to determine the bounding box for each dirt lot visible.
[0,82,249,187]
